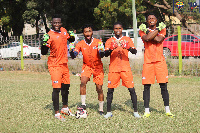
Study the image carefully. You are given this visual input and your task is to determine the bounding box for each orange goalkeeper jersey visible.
[139,28,166,63]
[47,27,70,66]
[74,38,103,69]
[105,36,135,72]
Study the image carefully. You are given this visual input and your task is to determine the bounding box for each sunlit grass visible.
[0,71,199,132]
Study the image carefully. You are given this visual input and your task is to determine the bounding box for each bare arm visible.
[153,35,165,43]
[142,30,158,42]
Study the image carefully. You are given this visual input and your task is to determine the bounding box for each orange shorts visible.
[48,63,70,88]
[142,61,168,85]
[81,65,104,85]
[108,71,134,88]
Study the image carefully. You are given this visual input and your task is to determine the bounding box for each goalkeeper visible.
[69,24,105,115]
[41,14,75,121]
[104,21,141,119]
[139,13,174,118]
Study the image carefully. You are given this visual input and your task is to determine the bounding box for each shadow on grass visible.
[124,99,165,114]
[44,102,127,115]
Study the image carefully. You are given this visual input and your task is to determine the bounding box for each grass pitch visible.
[0,71,199,132]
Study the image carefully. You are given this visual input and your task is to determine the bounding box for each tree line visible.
[0,0,199,37]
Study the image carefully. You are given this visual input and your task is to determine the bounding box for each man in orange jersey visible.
[41,14,75,121]
[104,21,141,118]
[70,24,105,116]
[139,13,174,118]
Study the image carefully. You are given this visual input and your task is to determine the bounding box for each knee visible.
[108,88,114,93]
[80,81,87,87]
[144,84,151,90]
[96,88,103,94]
[62,83,70,89]
[128,87,136,94]
[52,88,60,101]
[159,83,167,91]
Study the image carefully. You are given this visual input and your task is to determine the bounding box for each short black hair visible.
[113,21,123,28]
[146,13,157,20]
[82,24,93,33]
[52,14,62,19]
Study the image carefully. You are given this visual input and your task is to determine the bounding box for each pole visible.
[177,26,182,74]
[20,35,24,70]
[132,0,137,48]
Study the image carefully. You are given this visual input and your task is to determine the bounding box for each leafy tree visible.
[22,0,100,34]
[141,0,200,35]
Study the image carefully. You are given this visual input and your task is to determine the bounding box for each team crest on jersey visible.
[64,32,66,35]
[108,81,111,84]
[166,76,168,78]
[93,46,97,49]
[57,36,59,39]
[53,80,58,83]
[142,77,146,79]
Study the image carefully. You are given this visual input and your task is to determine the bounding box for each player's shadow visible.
[68,102,126,113]
[44,101,127,115]
[124,99,165,114]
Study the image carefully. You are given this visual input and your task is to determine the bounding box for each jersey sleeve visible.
[74,41,81,54]
[61,27,70,39]
[139,30,146,39]
[105,38,112,51]
[127,37,135,49]
[158,28,166,37]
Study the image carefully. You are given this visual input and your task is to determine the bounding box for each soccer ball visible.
[75,109,88,119]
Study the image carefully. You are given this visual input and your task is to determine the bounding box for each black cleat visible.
[77,105,86,110]
[99,111,104,115]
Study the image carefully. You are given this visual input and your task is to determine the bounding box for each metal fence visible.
[0,34,43,60]
[0,27,199,76]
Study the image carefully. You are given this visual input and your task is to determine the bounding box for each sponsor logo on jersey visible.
[64,32,66,35]
[53,80,58,83]
[142,77,146,79]
[108,81,111,84]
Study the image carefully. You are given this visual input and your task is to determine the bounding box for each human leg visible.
[143,84,151,118]
[96,84,104,114]
[159,83,175,118]
[60,83,74,116]
[128,87,141,118]
[79,76,90,109]
[104,88,114,118]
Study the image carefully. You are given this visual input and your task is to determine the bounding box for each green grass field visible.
[0,71,199,132]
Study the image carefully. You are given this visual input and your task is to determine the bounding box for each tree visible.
[22,0,100,34]
[141,0,200,35]
[93,0,147,29]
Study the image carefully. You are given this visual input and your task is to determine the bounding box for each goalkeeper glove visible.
[69,42,75,52]
[43,33,49,42]
[139,24,149,34]
[98,42,104,51]
[69,31,75,37]
[43,33,49,46]
[157,22,166,31]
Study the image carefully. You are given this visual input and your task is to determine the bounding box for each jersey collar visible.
[84,37,94,46]
[147,28,158,32]
[51,29,61,33]
[114,36,123,40]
